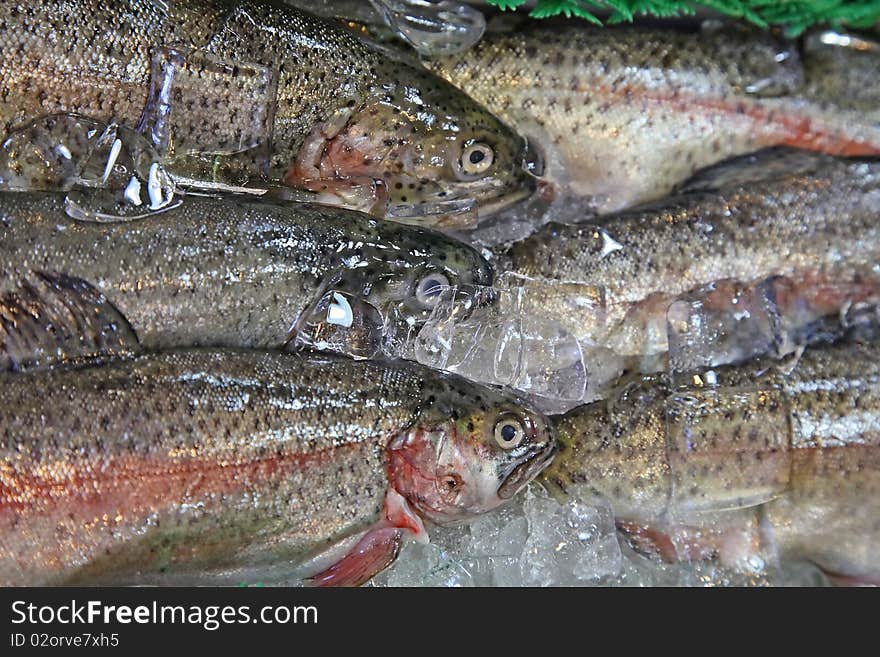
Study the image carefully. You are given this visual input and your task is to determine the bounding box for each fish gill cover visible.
[486,1,880,35]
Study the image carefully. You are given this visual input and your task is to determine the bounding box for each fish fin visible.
[821,570,880,587]
[616,521,683,563]
[307,526,405,587]
[0,272,139,371]
[306,488,428,587]
[675,147,836,194]
[617,516,765,567]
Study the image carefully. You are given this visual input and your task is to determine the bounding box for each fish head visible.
[345,222,494,333]
[286,61,536,227]
[292,219,495,358]
[543,379,671,520]
[389,379,557,524]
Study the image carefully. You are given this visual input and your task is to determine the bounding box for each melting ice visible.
[0,114,179,221]
[369,0,486,55]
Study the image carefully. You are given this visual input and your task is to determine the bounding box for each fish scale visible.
[544,339,880,580]
[0,191,491,367]
[427,23,880,212]
[0,349,556,585]
[0,0,534,224]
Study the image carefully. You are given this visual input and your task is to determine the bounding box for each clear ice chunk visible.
[379,487,623,587]
[141,47,276,188]
[407,277,597,407]
[666,278,783,375]
[465,505,529,587]
[369,0,486,56]
[519,487,622,586]
[385,196,477,227]
[0,115,180,221]
[289,290,385,359]
[374,540,476,587]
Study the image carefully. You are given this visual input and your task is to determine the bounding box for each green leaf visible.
[491,0,530,10]
[483,0,880,32]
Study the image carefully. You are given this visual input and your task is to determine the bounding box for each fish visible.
[0,191,491,369]
[496,148,880,397]
[0,0,535,226]
[425,22,880,213]
[0,348,557,585]
[542,338,880,583]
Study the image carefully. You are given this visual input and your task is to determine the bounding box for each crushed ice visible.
[373,485,830,587]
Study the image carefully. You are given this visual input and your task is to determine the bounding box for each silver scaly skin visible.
[426,23,880,212]
[0,349,556,586]
[0,0,534,226]
[0,192,491,368]
[544,339,880,582]
[498,149,880,394]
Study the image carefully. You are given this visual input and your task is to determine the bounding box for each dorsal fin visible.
[0,272,139,372]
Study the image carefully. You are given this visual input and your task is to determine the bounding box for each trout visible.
[426,23,880,212]
[497,149,880,395]
[0,192,491,369]
[542,338,880,583]
[0,349,556,586]
[0,0,535,226]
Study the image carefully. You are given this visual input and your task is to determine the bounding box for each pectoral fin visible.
[0,272,139,371]
[307,488,428,587]
[307,526,406,587]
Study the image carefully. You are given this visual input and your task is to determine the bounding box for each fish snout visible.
[497,440,558,500]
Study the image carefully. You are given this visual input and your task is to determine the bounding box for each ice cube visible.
[373,539,475,587]
[290,290,385,359]
[666,279,781,376]
[519,487,622,586]
[369,0,486,56]
[0,114,181,221]
[406,279,595,405]
[465,502,529,587]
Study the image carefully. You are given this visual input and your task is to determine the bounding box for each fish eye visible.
[415,272,450,308]
[494,416,526,449]
[460,142,495,176]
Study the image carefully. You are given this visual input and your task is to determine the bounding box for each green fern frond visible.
[485,1,880,35]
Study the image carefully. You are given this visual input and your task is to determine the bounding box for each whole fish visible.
[0,0,535,226]
[0,349,556,585]
[426,23,880,212]
[543,339,880,583]
[0,192,491,369]
[497,149,880,395]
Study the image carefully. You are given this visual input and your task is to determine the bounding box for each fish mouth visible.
[497,442,558,500]
[474,183,536,220]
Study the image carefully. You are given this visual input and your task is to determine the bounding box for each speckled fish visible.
[0,349,556,586]
[497,149,880,395]
[426,23,880,212]
[0,191,491,369]
[543,338,880,583]
[0,0,534,226]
